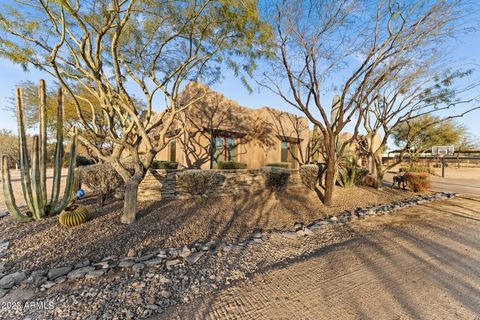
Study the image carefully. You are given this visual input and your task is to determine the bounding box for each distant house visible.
[153,83,310,169]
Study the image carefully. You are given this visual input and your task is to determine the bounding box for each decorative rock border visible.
[0,192,457,299]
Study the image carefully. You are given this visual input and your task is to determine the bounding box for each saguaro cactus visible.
[1,80,77,222]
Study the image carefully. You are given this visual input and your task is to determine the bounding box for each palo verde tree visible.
[0,0,271,223]
[5,80,145,161]
[260,0,462,205]
[0,129,19,167]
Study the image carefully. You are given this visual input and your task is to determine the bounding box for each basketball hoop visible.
[432,145,454,157]
[432,145,454,177]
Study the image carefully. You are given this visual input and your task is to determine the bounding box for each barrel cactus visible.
[1,80,77,222]
[59,204,89,227]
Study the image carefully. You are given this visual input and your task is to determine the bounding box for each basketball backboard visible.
[432,145,454,157]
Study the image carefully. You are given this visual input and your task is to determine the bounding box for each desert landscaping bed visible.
[0,191,455,320]
[0,186,417,274]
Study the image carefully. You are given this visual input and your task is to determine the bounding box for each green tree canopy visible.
[0,129,19,166]
[392,114,466,161]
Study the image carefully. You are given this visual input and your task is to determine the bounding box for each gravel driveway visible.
[160,195,480,320]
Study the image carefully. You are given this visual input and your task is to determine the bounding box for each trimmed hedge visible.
[76,155,95,167]
[399,166,434,174]
[177,170,225,196]
[356,168,370,186]
[404,172,431,192]
[265,162,291,169]
[361,175,377,188]
[299,164,319,190]
[263,166,290,191]
[217,161,247,169]
[152,160,178,169]
[79,163,124,206]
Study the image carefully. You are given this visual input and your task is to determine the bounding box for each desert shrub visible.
[361,175,377,188]
[151,160,178,169]
[217,161,247,169]
[263,167,291,191]
[177,170,225,196]
[356,168,370,185]
[265,162,291,169]
[403,172,431,192]
[299,164,319,190]
[79,163,124,206]
[76,155,95,167]
[399,166,434,174]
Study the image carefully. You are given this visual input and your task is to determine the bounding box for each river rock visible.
[179,246,191,258]
[135,253,156,263]
[252,231,262,238]
[132,263,145,271]
[85,269,106,280]
[118,260,135,268]
[0,272,26,289]
[74,260,91,269]
[165,259,181,268]
[48,266,72,280]
[144,258,164,267]
[186,252,204,265]
[27,270,47,286]
[67,266,95,279]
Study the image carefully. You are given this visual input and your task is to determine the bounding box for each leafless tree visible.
[267,109,310,166]
[259,0,469,205]
[177,83,275,168]
[361,67,480,187]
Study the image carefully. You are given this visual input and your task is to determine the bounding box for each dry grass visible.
[0,185,415,273]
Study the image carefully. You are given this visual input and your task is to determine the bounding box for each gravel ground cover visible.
[2,223,354,319]
[0,192,453,319]
[0,186,415,274]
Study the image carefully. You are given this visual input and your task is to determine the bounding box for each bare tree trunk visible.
[374,156,384,190]
[121,177,142,224]
[323,154,336,206]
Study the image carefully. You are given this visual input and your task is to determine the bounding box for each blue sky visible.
[1,3,479,143]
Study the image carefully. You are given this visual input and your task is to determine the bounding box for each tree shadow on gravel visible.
[159,214,480,319]
[1,187,321,273]
[1,183,420,277]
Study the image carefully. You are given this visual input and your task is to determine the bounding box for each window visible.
[226,137,237,161]
[169,139,176,162]
[280,140,299,168]
[212,135,238,167]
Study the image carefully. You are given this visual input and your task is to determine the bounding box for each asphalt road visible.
[161,195,480,320]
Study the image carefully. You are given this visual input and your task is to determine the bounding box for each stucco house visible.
[154,83,310,169]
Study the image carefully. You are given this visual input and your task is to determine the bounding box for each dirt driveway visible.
[160,195,480,319]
